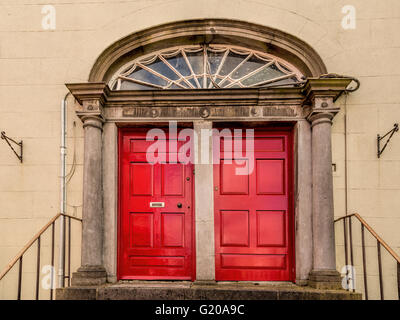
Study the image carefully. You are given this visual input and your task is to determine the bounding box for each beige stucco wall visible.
[0,0,399,299]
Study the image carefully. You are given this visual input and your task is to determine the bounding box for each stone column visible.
[102,122,118,283]
[308,97,341,289]
[295,120,313,285]
[72,105,107,286]
[193,120,215,282]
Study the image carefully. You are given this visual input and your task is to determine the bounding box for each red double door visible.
[119,128,293,281]
[119,129,194,280]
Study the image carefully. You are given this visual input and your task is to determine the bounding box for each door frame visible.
[116,125,295,282]
[117,127,196,281]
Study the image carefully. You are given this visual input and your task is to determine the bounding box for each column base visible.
[308,270,342,290]
[71,265,107,286]
[295,279,309,286]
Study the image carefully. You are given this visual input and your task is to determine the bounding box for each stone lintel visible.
[67,83,304,107]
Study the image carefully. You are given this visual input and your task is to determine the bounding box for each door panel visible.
[220,210,249,247]
[161,213,185,247]
[256,159,285,194]
[161,163,184,196]
[130,212,154,248]
[214,130,294,281]
[130,163,153,196]
[220,160,249,195]
[256,210,286,247]
[119,129,194,280]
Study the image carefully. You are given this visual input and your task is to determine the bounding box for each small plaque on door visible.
[150,202,165,208]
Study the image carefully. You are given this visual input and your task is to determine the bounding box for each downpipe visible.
[58,93,69,288]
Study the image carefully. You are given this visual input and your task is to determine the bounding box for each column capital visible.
[302,77,353,123]
[66,82,110,122]
[81,115,105,130]
[307,111,335,127]
[305,95,337,125]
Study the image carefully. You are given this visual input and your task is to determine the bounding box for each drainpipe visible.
[58,93,69,288]
[343,78,360,217]
[344,93,348,216]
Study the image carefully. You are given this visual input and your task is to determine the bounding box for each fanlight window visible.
[110,45,304,90]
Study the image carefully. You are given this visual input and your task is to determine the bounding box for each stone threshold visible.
[56,281,361,300]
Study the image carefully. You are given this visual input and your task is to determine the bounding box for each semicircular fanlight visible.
[109,45,304,90]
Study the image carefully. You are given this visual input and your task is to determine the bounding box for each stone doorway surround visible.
[58,19,356,292]
[66,77,352,290]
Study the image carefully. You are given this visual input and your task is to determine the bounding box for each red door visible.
[214,129,294,281]
[118,129,194,280]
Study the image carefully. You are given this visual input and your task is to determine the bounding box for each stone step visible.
[56,281,362,300]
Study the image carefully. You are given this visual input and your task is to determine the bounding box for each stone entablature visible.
[67,78,351,122]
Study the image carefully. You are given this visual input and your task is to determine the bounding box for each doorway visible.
[118,128,195,280]
[213,129,294,281]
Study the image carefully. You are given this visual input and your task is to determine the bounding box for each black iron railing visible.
[335,213,400,300]
[0,213,82,300]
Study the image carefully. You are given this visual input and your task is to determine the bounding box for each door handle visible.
[177,202,182,208]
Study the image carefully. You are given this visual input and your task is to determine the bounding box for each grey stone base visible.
[295,279,309,286]
[56,282,361,300]
[56,287,98,300]
[308,270,342,290]
[71,265,107,286]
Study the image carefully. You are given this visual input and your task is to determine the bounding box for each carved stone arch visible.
[88,19,327,83]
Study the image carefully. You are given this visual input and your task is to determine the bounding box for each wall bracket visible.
[1,131,23,163]
[377,123,398,158]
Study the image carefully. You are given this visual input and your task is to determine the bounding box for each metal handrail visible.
[0,213,82,300]
[335,213,400,263]
[335,213,400,300]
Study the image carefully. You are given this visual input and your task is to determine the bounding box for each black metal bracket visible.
[1,131,23,163]
[377,123,399,158]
